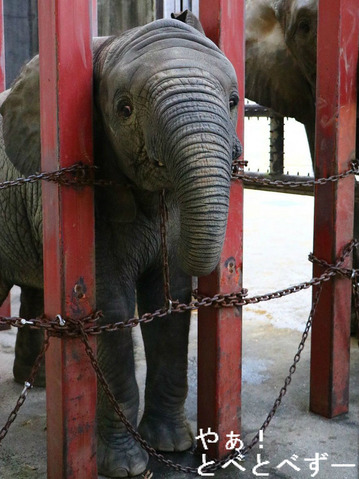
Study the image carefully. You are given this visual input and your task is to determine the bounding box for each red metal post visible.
[38,1,97,477]
[197,0,244,458]
[310,0,358,417]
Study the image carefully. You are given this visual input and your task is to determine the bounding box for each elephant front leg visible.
[137,266,193,452]
[97,327,149,477]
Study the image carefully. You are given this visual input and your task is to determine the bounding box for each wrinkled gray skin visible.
[0,13,241,478]
[245,0,359,276]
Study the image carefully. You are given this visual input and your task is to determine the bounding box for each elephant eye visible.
[298,19,310,34]
[117,101,133,119]
[229,94,239,110]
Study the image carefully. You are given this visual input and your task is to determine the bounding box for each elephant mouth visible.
[134,145,171,191]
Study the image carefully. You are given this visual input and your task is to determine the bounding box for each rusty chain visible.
[0,164,94,189]
[0,157,356,192]
[0,164,118,190]
[78,321,200,475]
[0,335,49,443]
[160,189,173,309]
[238,282,324,458]
[78,280,323,474]
[0,161,358,473]
[233,159,359,188]
[0,240,356,336]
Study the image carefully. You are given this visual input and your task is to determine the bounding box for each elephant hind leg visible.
[13,286,45,387]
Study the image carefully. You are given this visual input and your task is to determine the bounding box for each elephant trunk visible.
[174,142,232,277]
[156,96,234,277]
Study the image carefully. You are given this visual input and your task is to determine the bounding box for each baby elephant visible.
[0,11,241,477]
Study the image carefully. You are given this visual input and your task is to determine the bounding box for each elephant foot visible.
[13,357,46,387]
[138,412,194,452]
[97,432,148,478]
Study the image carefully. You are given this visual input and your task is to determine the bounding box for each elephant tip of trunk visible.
[179,256,218,278]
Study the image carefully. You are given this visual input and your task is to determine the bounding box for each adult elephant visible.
[0,12,241,478]
[245,0,317,158]
[246,0,358,165]
[245,0,359,329]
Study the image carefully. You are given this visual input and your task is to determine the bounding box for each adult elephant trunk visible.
[153,93,236,277]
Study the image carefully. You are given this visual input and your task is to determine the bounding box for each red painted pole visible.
[198,0,244,458]
[38,1,97,477]
[0,0,11,328]
[310,0,358,417]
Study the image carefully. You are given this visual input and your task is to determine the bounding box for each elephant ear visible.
[0,56,41,176]
[0,37,115,178]
[245,0,315,126]
[171,10,205,35]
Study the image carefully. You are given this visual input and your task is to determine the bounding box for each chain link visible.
[233,159,359,188]
[240,283,323,457]
[160,190,173,309]
[0,335,49,444]
[0,164,118,190]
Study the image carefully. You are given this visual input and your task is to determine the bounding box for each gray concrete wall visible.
[2,0,155,87]
[97,0,155,35]
[2,1,199,86]
[4,0,38,87]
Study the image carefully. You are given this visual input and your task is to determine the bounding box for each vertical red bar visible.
[198,0,244,458]
[310,0,358,417]
[38,1,97,477]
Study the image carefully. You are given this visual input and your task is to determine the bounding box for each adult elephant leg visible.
[137,264,193,452]
[13,286,45,387]
[96,290,148,477]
